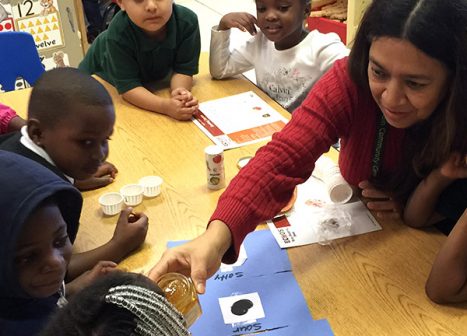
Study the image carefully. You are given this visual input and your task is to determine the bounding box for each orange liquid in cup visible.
[157,273,202,327]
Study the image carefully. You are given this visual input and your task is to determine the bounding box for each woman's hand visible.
[359,180,403,219]
[148,220,232,294]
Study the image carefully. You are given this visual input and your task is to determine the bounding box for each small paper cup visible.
[326,175,353,204]
[139,176,163,197]
[120,184,144,206]
[315,156,353,204]
[98,192,124,216]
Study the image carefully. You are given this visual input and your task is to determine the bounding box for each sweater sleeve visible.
[0,103,18,135]
[211,58,357,263]
[209,26,255,79]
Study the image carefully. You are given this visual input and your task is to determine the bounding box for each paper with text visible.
[268,175,381,248]
[193,91,288,150]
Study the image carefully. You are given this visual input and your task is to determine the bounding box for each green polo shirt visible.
[79,4,200,94]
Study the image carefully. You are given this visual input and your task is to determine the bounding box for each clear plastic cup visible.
[138,176,163,197]
[157,273,202,328]
[98,192,124,216]
[316,211,352,245]
[120,184,144,206]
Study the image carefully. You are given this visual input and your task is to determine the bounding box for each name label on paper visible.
[232,322,262,333]
[214,271,244,282]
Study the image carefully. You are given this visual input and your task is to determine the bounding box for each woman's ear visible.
[27,118,44,146]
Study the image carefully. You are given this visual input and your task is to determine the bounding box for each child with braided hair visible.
[41,271,189,336]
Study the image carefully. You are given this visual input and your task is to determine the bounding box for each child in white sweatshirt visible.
[209,0,349,112]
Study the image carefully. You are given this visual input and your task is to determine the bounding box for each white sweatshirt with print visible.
[209,26,349,111]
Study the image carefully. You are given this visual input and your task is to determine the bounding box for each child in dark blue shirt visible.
[0,151,115,335]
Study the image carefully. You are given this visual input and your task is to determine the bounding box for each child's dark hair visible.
[41,271,189,336]
[348,0,467,200]
[28,67,113,127]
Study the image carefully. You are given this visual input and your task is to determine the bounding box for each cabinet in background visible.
[308,0,372,46]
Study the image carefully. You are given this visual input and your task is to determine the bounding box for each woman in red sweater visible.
[150,0,467,299]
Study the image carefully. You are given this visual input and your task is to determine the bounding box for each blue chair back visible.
[0,32,45,92]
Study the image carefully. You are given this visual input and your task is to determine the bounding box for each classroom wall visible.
[0,0,85,72]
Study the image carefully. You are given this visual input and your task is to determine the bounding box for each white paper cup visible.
[327,177,353,204]
[314,156,353,204]
[98,192,124,216]
[120,184,144,206]
[139,176,163,197]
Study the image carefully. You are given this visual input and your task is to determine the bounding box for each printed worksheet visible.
[193,91,288,149]
[268,175,382,248]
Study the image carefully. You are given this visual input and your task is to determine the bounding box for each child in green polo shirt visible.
[79,0,201,121]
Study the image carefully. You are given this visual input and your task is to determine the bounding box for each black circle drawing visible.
[231,299,254,316]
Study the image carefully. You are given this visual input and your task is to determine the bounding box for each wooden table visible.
[1,54,465,335]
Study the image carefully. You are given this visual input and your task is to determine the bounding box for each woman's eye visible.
[371,67,386,79]
[81,140,93,146]
[406,80,426,90]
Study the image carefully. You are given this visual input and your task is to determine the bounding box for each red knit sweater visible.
[211,57,405,263]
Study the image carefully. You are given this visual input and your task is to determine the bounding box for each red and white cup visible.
[205,145,226,190]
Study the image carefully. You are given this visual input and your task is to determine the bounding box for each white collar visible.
[20,126,74,183]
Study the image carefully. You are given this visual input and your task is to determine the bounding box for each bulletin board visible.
[0,0,87,80]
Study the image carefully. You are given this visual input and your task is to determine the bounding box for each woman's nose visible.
[381,80,407,107]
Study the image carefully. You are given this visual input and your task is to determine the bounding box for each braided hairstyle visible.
[40,271,189,336]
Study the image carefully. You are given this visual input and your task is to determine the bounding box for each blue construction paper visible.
[167,229,291,283]
[189,271,321,336]
[261,319,334,336]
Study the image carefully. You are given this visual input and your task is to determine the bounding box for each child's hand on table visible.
[74,161,118,190]
[111,207,149,254]
[171,88,199,108]
[164,90,198,121]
